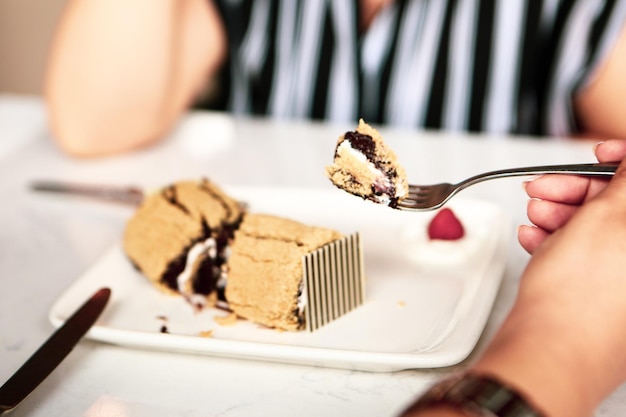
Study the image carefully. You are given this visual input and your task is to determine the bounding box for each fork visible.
[396,162,619,211]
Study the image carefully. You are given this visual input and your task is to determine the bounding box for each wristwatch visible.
[402,372,546,417]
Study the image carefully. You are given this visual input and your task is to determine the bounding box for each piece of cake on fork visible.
[326,119,409,208]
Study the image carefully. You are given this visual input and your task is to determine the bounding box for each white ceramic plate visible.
[49,187,510,372]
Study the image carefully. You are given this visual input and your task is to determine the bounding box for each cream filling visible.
[177,237,217,306]
[297,280,307,319]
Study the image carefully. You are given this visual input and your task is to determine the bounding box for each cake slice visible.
[122,179,244,308]
[326,119,409,208]
[124,179,366,332]
[225,213,364,331]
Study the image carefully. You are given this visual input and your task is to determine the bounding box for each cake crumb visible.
[157,315,169,333]
[199,330,214,338]
[215,312,239,326]
[397,300,406,307]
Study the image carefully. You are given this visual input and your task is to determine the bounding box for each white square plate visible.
[49,187,510,372]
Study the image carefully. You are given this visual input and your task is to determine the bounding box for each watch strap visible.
[402,372,546,417]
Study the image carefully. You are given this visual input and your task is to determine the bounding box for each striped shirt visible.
[204,0,626,138]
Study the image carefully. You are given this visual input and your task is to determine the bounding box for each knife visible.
[0,287,111,415]
[30,180,144,205]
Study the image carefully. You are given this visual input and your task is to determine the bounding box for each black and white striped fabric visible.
[208,0,626,138]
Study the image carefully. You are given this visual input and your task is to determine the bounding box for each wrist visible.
[400,372,546,417]
[469,300,605,417]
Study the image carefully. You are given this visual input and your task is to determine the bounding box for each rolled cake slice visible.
[225,213,363,331]
[326,119,408,208]
[123,178,244,307]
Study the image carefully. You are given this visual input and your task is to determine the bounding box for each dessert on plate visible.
[326,119,409,208]
[123,179,365,332]
[401,206,488,269]
[226,213,363,331]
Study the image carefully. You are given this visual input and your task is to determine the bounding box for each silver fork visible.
[397,162,619,211]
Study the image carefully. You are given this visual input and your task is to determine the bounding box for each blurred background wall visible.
[0,0,67,94]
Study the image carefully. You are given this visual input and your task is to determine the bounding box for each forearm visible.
[404,306,610,417]
[471,262,626,417]
[469,306,597,417]
[406,271,626,417]
[44,0,224,157]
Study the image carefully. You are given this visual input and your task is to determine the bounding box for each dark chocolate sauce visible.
[198,178,244,223]
[162,185,190,214]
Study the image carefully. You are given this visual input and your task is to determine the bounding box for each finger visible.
[524,175,593,204]
[524,174,610,204]
[526,198,579,232]
[594,139,626,163]
[518,224,550,254]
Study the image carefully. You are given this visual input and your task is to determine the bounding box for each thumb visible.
[594,139,626,163]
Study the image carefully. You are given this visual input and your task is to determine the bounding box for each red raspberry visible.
[427,208,465,240]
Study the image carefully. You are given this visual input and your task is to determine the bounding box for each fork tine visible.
[406,190,439,202]
[408,185,427,193]
[398,183,453,211]
[396,199,440,211]
[407,184,444,194]
[406,186,432,196]
[403,194,430,202]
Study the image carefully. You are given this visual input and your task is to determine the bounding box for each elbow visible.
[49,122,163,159]
[47,114,158,158]
[45,90,167,158]
[49,127,137,159]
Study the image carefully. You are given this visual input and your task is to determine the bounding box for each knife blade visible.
[30,180,144,205]
[0,287,111,415]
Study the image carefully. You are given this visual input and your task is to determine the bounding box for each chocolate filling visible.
[162,250,189,291]
[161,217,242,296]
[343,131,378,166]
[159,181,244,295]
[191,257,220,295]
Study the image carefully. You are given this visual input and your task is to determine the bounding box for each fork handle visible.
[457,162,618,189]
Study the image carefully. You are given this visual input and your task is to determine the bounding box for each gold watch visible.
[401,373,546,417]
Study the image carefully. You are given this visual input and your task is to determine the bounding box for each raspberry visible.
[427,208,465,240]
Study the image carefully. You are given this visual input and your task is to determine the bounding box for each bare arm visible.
[401,146,626,417]
[575,23,626,140]
[44,0,226,157]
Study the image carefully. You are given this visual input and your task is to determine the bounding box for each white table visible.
[1,94,625,417]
